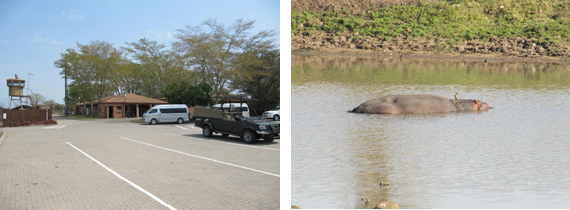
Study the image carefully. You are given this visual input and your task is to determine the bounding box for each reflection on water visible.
[292,55,570,86]
[291,55,570,209]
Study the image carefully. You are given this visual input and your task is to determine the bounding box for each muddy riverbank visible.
[292,35,570,61]
[291,0,570,60]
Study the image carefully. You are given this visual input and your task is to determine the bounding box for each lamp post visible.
[64,57,68,116]
[27,73,33,97]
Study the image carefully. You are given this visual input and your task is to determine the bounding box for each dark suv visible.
[194,98,280,144]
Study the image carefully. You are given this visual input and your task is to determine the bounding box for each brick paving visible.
[0,117,279,209]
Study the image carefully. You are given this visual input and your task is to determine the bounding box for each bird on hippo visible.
[349,94,489,114]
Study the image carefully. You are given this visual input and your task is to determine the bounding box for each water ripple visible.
[293,81,570,209]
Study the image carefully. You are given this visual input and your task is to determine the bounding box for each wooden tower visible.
[6,74,31,110]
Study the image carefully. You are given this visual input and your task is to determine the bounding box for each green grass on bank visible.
[292,0,570,45]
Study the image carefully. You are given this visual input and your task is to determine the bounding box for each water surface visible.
[291,55,570,209]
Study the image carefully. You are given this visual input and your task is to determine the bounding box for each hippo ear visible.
[475,99,480,105]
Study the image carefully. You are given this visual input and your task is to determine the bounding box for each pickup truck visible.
[194,106,280,144]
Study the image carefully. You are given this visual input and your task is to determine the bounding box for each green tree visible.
[115,61,141,95]
[54,48,94,110]
[173,19,277,99]
[29,92,46,108]
[162,81,213,107]
[231,49,280,114]
[43,99,64,111]
[66,84,88,115]
[55,41,123,116]
[122,38,193,98]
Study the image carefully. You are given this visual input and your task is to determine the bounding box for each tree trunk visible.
[90,100,94,116]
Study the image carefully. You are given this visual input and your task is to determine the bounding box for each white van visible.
[212,103,250,117]
[142,104,189,125]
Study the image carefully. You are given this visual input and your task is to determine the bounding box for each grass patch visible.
[292,0,570,44]
[130,119,144,123]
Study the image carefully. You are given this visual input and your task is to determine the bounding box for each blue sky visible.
[0,0,280,107]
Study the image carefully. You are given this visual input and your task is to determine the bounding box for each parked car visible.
[194,97,279,144]
[142,104,189,125]
[262,106,280,121]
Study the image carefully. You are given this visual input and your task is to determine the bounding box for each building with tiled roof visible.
[75,93,168,118]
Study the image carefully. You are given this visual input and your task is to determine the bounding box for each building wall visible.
[98,105,104,118]
[2,109,53,127]
[82,102,166,119]
[98,103,125,119]
[75,104,98,117]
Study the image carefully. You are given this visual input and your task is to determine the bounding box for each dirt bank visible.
[291,0,570,61]
[292,31,570,61]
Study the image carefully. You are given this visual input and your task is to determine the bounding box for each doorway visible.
[109,106,114,118]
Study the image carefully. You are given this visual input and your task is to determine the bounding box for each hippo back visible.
[351,94,457,114]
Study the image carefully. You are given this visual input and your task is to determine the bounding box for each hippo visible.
[349,94,489,114]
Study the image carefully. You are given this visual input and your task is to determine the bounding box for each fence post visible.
[46,109,48,121]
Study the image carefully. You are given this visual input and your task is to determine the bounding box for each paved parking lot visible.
[0,116,279,209]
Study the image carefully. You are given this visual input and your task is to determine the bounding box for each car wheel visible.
[177,118,184,124]
[202,125,212,137]
[150,119,157,125]
[273,115,280,121]
[241,130,256,144]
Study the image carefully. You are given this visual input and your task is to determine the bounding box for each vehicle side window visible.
[235,107,248,112]
[159,108,186,113]
[149,109,157,114]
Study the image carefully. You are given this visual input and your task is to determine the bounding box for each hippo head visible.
[474,99,490,110]
[454,99,490,111]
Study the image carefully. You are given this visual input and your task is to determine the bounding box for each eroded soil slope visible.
[291,0,570,60]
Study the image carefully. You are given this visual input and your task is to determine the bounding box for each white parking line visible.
[45,125,66,129]
[120,137,279,178]
[175,125,188,130]
[66,142,176,210]
[164,133,279,151]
